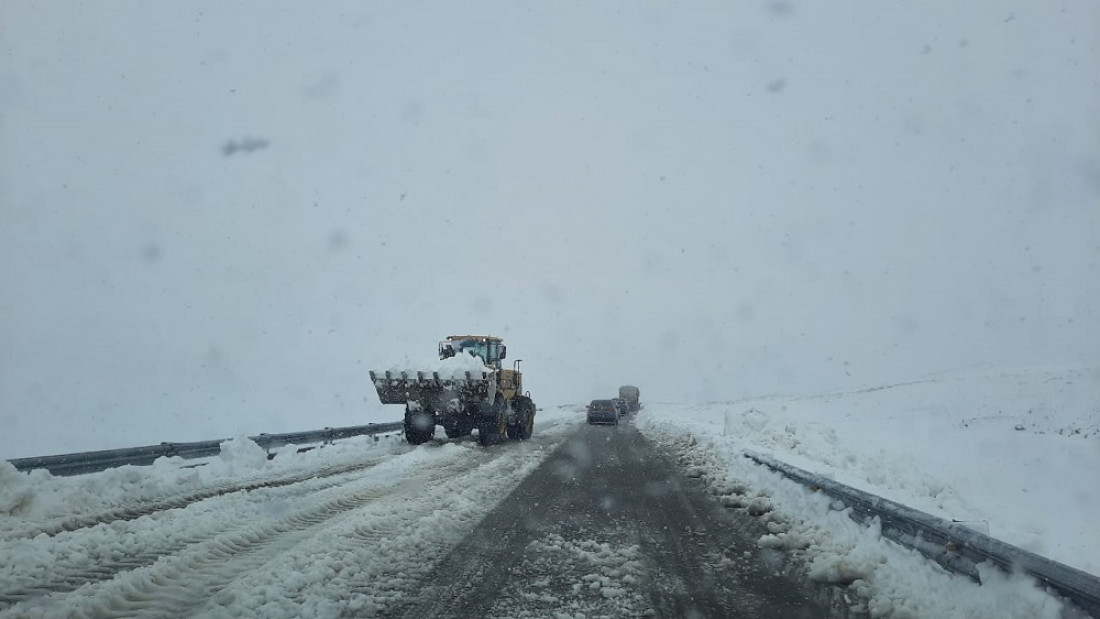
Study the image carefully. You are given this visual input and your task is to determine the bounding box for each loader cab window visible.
[458,340,489,364]
[459,340,483,362]
[443,339,502,367]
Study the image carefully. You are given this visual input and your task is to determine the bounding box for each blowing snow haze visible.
[1,1,1098,458]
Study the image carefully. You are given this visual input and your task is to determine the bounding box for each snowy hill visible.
[633,365,1100,577]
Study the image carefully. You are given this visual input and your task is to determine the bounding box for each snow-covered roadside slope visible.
[635,365,1100,579]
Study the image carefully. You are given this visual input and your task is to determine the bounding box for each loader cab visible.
[439,335,506,369]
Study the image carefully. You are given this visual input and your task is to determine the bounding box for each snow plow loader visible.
[369,336,537,446]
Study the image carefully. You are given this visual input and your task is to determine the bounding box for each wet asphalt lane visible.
[391,419,842,618]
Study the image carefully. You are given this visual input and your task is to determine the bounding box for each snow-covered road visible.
[395,423,837,618]
[1,414,839,618]
[0,416,577,618]
[2,366,1095,618]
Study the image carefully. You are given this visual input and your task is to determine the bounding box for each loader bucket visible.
[369,369,495,410]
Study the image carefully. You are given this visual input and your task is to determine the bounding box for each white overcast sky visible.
[2,1,1098,457]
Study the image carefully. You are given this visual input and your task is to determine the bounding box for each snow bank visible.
[0,461,35,516]
[641,424,1068,618]
[635,365,1099,616]
[218,435,272,470]
[0,434,406,533]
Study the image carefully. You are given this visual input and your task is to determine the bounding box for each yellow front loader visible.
[369,335,536,446]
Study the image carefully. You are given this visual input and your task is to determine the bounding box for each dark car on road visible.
[586,399,619,425]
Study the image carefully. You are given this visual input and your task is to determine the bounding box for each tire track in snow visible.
[197,432,572,617]
[1,476,405,618]
[0,437,560,619]
[0,449,420,610]
[0,454,397,543]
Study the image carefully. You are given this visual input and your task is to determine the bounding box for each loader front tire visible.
[404,409,435,445]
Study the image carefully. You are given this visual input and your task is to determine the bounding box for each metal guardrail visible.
[746,452,1100,618]
[8,422,404,477]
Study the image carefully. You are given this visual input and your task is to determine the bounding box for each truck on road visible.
[618,385,641,412]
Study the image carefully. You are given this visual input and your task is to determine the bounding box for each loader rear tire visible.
[506,414,534,440]
[519,408,534,439]
[507,396,535,440]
